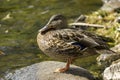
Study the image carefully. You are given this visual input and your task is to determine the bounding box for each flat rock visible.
[3,61,94,80]
[103,59,120,80]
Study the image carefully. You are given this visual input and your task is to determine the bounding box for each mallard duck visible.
[37,14,115,72]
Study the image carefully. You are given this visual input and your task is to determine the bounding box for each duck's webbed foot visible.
[54,58,72,73]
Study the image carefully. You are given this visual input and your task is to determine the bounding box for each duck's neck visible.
[40,28,54,35]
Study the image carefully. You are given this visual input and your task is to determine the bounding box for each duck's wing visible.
[82,31,113,44]
[81,31,112,49]
[53,29,109,51]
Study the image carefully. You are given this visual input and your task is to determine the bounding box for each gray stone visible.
[103,59,120,80]
[97,53,120,67]
[111,43,120,53]
[101,0,120,12]
[98,44,120,80]
[3,61,94,80]
[4,63,38,80]
[97,44,120,68]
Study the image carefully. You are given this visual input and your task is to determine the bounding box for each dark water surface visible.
[0,0,102,78]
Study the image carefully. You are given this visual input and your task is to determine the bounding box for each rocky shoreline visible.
[1,61,94,80]
[1,44,120,80]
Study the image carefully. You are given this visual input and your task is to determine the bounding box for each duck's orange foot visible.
[54,67,69,73]
[54,58,72,73]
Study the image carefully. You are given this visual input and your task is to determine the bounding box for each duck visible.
[37,14,115,72]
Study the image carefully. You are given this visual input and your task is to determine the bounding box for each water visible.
[0,0,102,78]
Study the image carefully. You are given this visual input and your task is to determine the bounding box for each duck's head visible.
[39,14,68,34]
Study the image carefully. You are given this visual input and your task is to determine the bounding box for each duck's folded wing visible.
[66,35,100,51]
[53,29,109,50]
[69,35,99,46]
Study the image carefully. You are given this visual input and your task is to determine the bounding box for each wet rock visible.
[101,0,120,12]
[3,61,94,80]
[103,59,120,80]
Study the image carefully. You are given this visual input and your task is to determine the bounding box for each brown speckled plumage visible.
[37,14,114,72]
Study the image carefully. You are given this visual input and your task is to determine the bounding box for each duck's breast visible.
[37,30,81,60]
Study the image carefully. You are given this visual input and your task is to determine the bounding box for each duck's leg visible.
[54,58,72,73]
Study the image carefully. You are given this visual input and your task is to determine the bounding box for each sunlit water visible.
[0,0,102,78]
